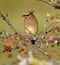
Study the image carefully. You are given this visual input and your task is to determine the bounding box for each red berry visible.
[4,45,12,52]
[23,51,28,57]
[48,37,56,43]
[23,43,26,46]
[18,50,22,53]
[18,48,24,53]
[21,48,24,51]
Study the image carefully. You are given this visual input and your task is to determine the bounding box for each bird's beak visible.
[22,15,25,17]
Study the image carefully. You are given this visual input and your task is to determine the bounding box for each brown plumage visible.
[23,11,38,34]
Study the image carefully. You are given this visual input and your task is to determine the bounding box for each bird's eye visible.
[22,14,29,17]
[26,14,30,16]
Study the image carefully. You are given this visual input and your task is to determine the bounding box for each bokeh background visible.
[0,0,60,64]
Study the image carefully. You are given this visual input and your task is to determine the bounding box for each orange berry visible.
[18,48,24,53]
[7,53,12,58]
[50,16,54,20]
[23,43,27,46]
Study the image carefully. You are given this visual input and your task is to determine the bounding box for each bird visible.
[23,11,38,35]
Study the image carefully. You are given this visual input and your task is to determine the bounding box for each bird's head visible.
[22,11,34,17]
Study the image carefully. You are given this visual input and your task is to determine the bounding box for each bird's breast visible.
[24,16,38,34]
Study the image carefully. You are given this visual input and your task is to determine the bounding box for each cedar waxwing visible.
[23,11,38,34]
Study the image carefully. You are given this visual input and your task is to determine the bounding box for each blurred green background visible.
[0,0,60,64]
[0,0,60,34]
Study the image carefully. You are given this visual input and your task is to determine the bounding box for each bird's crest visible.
[22,11,34,17]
